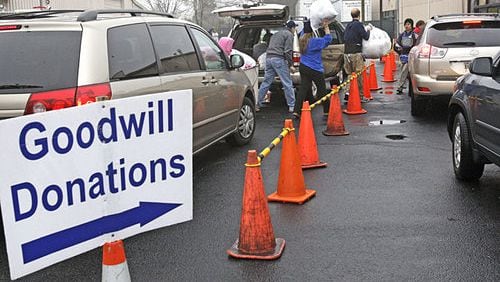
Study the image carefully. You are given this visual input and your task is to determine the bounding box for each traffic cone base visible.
[268,189,316,204]
[227,238,285,260]
[323,129,349,136]
[343,108,367,115]
[302,161,327,169]
[298,101,328,169]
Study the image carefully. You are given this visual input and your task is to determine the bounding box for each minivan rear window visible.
[0,31,81,94]
[427,21,500,48]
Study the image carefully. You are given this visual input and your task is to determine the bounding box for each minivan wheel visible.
[410,91,426,116]
[226,97,255,146]
[452,112,484,181]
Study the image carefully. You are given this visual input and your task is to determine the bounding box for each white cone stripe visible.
[102,261,131,282]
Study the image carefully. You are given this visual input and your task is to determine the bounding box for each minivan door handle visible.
[210,77,219,84]
[201,78,210,85]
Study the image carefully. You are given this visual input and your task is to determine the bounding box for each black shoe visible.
[396,88,403,95]
[293,112,301,119]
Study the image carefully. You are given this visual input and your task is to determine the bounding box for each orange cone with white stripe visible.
[268,119,316,204]
[102,240,131,282]
[298,101,327,169]
[227,150,285,259]
[362,68,373,100]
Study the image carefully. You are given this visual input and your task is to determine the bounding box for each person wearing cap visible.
[293,19,332,118]
[395,18,417,94]
[256,20,297,113]
[344,8,371,103]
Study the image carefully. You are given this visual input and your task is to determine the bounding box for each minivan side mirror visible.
[230,54,244,69]
[469,57,492,76]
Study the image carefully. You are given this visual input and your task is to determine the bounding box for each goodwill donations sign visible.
[0,90,193,279]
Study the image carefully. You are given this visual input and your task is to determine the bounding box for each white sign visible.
[341,0,372,22]
[0,90,193,279]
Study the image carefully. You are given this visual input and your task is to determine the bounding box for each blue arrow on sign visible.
[21,201,182,264]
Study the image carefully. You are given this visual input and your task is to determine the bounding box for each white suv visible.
[0,9,256,153]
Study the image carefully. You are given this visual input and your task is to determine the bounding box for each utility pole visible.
[361,0,365,21]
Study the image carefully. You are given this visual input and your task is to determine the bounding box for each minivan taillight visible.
[76,83,112,106]
[24,83,112,115]
[293,51,300,67]
[417,43,447,59]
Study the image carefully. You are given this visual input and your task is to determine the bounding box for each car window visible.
[190,28,226,71]
[108,23,159,81]
[149,24,201,73]
[233,27,261,50]
[427,21,500,48]
[0,31,81,94]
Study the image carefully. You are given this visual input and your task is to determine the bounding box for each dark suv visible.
[447,53,500,181]
[213,3,345,90]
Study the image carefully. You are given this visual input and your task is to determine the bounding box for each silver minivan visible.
[0,10,256,153]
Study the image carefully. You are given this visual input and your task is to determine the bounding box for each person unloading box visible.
[344,8,371,103]
[293,19,332,119]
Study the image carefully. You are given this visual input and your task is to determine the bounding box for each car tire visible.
[226,97,255,146]
[410,90,426,116]
[452,112,484,181]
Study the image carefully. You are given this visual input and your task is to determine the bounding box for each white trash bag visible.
[309,0,338,29]
[362,25,392,59]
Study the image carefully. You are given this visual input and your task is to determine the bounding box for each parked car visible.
[213,3,345,93]
[447,53,500,181]
[0,9,256,154]
[408,13,500,116]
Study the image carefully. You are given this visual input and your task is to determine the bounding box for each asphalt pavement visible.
[1,61,499,281]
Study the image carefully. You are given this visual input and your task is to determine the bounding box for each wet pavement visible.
[1,61,499,281]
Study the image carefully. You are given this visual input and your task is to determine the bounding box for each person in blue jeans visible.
[293,19,332,118]
[395,18,416,94]
[257,20,297,113]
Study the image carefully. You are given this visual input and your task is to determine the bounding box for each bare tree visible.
[144,0,190,17]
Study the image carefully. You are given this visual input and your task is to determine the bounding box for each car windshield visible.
[0,31,81,94]
[427,21,500,48]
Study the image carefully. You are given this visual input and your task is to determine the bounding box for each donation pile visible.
[362,25,392,59]
[309,0,338,29]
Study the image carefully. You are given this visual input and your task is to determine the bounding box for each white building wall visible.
[398,0,468,32]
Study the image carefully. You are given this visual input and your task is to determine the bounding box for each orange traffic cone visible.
[102,240,131,282]
[268,119,316,204]
[343,73,367,115]
[298,101,327,169]
[369,63,382,91]
[362,68,373,100]
[323,86,349,136]
[381,54,396,82]
[227,150,285,260]
[391,51,397,71]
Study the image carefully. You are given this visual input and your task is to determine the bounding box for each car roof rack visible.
[0,10,83,20]
[432,13,499,21]
[77,9,173,22]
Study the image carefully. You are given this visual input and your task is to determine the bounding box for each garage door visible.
[104,0,123,9]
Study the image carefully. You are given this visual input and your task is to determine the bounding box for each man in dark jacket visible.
[343,8,371,102]
[256,20,297,113]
